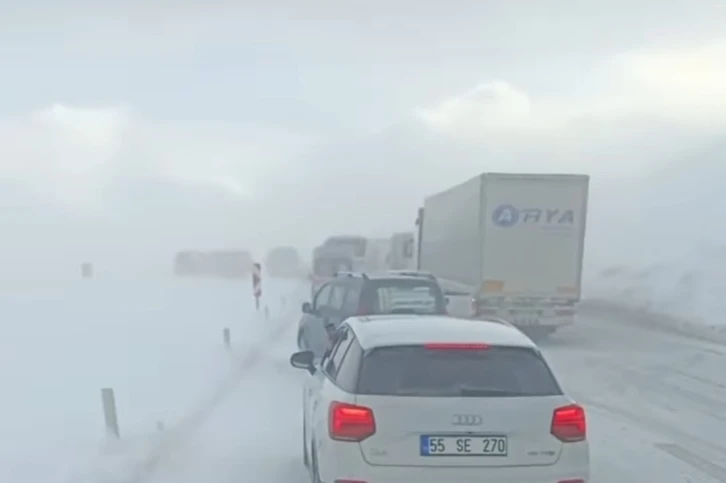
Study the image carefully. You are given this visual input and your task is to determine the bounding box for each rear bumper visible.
[474,310,576,329]
[514,314,575,329]
[319,442,590,483]
[322,464,589,483]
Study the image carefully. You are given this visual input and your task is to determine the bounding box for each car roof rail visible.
[334,271,369,279]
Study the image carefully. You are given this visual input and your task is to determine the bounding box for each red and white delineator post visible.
[252,262,262,310]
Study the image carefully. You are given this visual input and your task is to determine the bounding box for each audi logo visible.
[451,414,483,426]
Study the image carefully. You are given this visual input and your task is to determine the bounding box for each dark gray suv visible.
[296,271,448,358]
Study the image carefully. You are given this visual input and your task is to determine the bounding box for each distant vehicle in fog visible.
[310,235,391,297]
[265,246,302,278]
[321,235,389,273]
[310,245,353,297]
[174,251,206,276]
[321,235,367,267]
[211,251,254,278]
[387,231,416,270]
[366,237,390,272]
[322,235,367,253]
[173,250,253,279]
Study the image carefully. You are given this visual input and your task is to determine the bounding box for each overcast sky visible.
[1,0,725,276]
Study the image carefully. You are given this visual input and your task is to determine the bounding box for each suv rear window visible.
[360,279,446,315]
[356,345,562,397]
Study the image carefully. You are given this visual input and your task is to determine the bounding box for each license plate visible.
[420,435,508,456]
[513,316,539,326]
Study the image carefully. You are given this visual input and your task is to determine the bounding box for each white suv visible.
[290,314,589,483]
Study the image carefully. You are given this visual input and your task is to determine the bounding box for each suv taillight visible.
[329,401,376,442]
[551,404,586,442]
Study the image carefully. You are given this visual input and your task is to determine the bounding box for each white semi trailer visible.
[387,232,416,270]
[415,172,590,338]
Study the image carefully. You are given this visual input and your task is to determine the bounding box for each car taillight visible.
[329,401,376,442]
[551,404,586,442]
[424,342,490,350]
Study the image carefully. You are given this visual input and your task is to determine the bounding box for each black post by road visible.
[252,262,262,311]
[101,387,120,438]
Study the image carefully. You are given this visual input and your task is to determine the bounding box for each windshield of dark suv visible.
[360,278,447,315]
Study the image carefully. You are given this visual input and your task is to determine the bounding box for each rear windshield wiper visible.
[457,386,525,397]
[391,387,451,396]
[389,308,419,314]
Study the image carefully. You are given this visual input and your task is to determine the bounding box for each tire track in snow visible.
[545,308,726,481]
[654,443,726,483]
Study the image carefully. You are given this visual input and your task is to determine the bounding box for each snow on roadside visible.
[582,247,726,341]
[582,157,726,334]
[64,279,309,483]
[140,313,307,483]
[65,432,166,483]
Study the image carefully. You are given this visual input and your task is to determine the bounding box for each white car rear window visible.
[356,345,562,397]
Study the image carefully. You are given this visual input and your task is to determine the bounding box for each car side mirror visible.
[289,350,316,375]
[302,302,313,314]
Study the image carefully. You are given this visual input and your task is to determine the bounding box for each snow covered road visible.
[545,311,726,482]
[118,305,726,483]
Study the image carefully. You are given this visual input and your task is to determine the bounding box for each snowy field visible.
[580,165,726,341]
[0,275,307,483]
[582,254,726,343]
[581,227,726,341]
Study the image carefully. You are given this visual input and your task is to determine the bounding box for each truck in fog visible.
[309,245,354,297]
[310,235,392,297]
[321,235,368,260]
[416,172,589,338]
[387,232,416,270]
[173,250,253,279]
[319,235,390,273]
[264,246,302,278]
